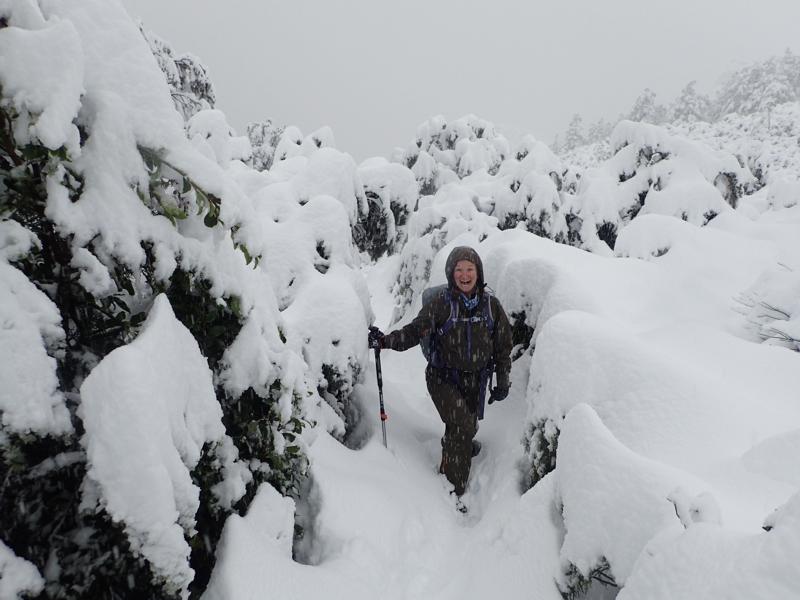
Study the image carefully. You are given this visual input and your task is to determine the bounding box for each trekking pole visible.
[371,338,389,448]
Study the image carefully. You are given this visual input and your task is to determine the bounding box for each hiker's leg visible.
[426,369,478,495]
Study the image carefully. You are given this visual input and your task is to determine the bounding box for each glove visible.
[488,386,509,404]
[367,326,385,349]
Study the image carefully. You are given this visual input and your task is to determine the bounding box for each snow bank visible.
[357,157,418,252]
[282,265,372,432]
[556,404,714,588]
[292,148,366,225]
[0,15,83,153]
[530,311,767,470]
[742,429,800,487]
[188,108,251,166]
[0,539,44,600]
[358,158,418,214]
[0,255,71,437]
[671,102,800,189]
[619,491,800,599]
[202,483,304,600]
[80,295,241,598]
[493,180,800,596]
[227,150,372,436]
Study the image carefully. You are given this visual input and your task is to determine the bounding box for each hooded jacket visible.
[383,246,513,390]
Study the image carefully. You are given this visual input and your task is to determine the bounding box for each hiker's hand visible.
[488,386,509,404]
[368,327,385,349]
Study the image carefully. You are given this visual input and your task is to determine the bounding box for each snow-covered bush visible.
[187,109,252,167]
[389,183,498,323]
[0,540,44,599]
[736,263,800,351]
[491,136,565,233]
[141,26,216,122]
[495,203,800,598]
[0,2,376,597]
[395,114,510,196]
[669,102,800,201]
[232,142,373,443]
[355,157,418,260]
[618,488,800,599]
[714,50,800,118]
[609,120,750,222]
[245,119,284,172]
[547,120,755,254]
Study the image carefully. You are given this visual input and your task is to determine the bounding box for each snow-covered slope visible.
[2,2,800,599]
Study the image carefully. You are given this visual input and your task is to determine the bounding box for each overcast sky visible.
[122,0,800,162]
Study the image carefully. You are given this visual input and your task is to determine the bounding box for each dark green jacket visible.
[383,289,513,389]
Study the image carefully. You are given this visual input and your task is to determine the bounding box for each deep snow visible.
[2,2,800,598]
[206,213,800,599]
[204,253,565,600]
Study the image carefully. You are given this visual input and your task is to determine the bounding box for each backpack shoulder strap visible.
[437,288,459,336]
[482,290,495,335]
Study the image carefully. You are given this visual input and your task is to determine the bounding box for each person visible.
[368,246,513,499]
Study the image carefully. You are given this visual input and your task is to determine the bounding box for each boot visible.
[471,439,482,457]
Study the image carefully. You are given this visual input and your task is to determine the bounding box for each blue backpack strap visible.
[437,288,459,337]
[483,290,495,336]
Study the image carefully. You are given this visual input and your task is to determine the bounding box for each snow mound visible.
[0,259,70,437]
[0,539,44,600]
[80,295,239,598]
[619,490,800,600]
[556,403,712,588]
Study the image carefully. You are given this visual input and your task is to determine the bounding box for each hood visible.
[445,246,484,292]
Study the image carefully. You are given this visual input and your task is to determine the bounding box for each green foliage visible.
[138,146,223,228]
[560,558,618,600]
[1,107,133,388]
[245,120,284,171]
[0,436,171,600]
[320,360,364,447]
[151,267,241,365]
[140,25,216,122]
[353,190,390,261]
[148,266,310,588]
[1,100,308,599]
[522,418,559,491]
[509,311,535,361]
[1,102,180,599]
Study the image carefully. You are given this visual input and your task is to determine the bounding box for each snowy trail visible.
[302,337,560,599]
[203,257,563,600]
[292,257,563,599]
[206,223,800,600]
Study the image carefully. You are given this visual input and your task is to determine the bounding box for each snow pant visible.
[426,366,479,496]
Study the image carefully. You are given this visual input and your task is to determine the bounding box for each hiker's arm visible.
[382,300,437,352]
[492,298,513,389]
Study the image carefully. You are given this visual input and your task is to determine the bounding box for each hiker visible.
[368,246,513,498]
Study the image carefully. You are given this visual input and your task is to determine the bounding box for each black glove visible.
[367,326,385,349]
[488,386,509,404]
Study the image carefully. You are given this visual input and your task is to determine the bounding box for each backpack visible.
[419,284,495,366]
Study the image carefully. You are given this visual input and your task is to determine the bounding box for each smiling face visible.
[453,259,478,295]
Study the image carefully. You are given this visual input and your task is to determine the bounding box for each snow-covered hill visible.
[1,2,799,599]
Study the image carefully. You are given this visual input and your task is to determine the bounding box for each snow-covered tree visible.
[586,117,613,143]
[627,88,668,124]
[670,80,712,124]
[394,114,509,195]
[714,51,799,118]
[563,113,586,151]
[141,26,216,122]
[355,158,418,259]
[246,119,284,171]
[736,264,800,352]
[0,4,374,598]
